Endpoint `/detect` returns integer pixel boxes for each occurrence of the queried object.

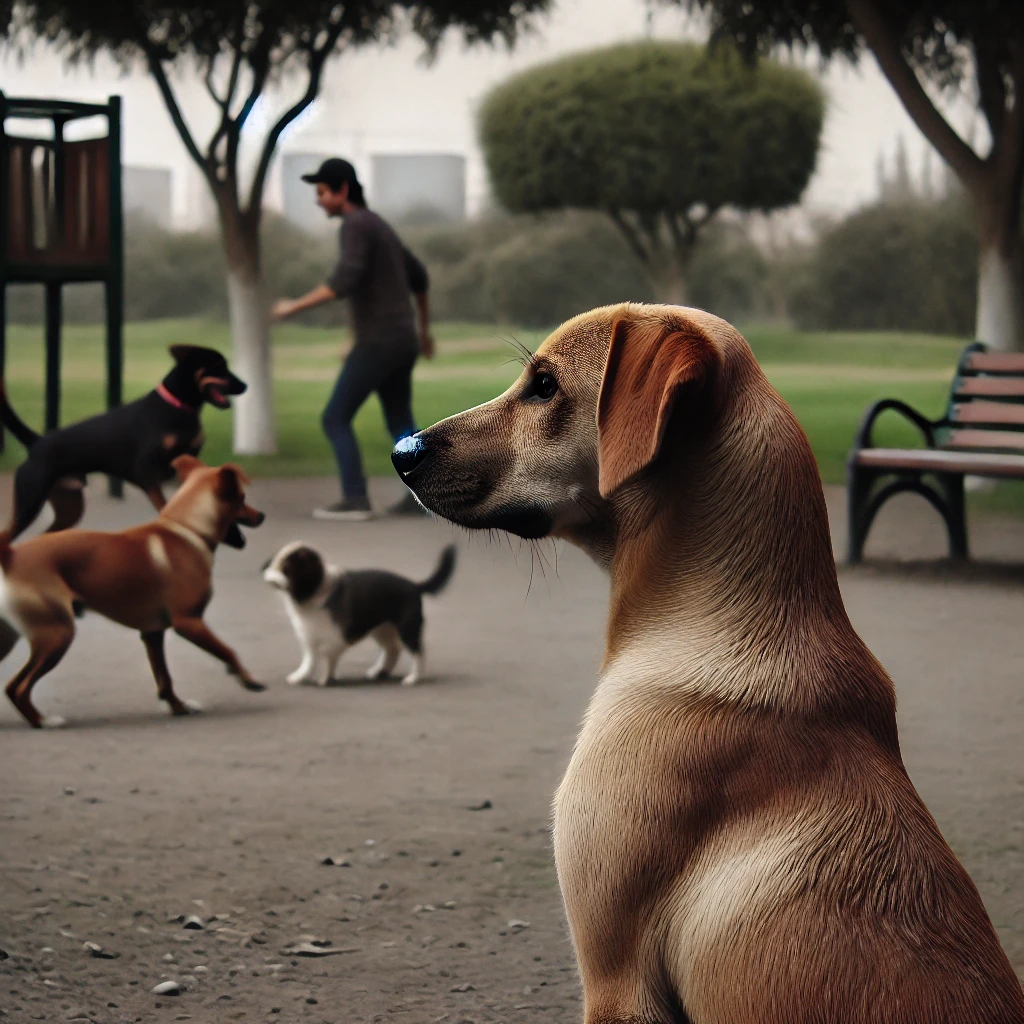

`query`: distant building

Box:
[370,153,466,223]
[124,165,172,229]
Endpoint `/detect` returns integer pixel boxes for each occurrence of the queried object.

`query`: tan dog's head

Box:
[392,303,752,563]
[165,456,265,544]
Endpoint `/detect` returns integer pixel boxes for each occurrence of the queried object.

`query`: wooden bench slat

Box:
[965,352,1024,373]
[942,429,1024,451]
[954,377,1024,398]
[951,401,1024,425]
[855,447,1024,477]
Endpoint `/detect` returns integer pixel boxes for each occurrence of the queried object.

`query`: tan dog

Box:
[392,304,1024,1022]
[0,455,265,729]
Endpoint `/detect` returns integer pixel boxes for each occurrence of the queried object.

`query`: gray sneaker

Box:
[312,497,373,522]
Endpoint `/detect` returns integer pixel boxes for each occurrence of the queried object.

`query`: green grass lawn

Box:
[1,318,1020,513]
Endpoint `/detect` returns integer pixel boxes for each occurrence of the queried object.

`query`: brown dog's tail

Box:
[417,544,457,596]
[0,379,41,449]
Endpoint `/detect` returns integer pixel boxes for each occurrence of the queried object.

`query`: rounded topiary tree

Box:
[478,40,825,303]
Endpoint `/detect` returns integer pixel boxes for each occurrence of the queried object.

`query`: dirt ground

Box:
[2,474,1024,1024]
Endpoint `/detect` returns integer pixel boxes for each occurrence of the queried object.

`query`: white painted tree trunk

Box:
[975,243,1024,351]
[226,268,277,454]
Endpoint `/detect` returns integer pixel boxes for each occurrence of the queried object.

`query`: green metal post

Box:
[106,95,124,498]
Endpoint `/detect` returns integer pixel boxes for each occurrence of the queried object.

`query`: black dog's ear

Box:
[169,344,193,364]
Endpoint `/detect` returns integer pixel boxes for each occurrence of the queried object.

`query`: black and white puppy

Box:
[262,542,456,686]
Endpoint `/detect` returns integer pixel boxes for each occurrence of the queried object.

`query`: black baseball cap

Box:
[301,157,360,193]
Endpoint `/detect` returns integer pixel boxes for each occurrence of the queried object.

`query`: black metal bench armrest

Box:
[853,398,938,450]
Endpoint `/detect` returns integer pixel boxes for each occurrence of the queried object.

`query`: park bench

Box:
[847,342,1024,562]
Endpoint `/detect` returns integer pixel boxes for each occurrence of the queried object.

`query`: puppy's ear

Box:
[597,314,720,498]
[169,344,192,364]
[171,454,203,481]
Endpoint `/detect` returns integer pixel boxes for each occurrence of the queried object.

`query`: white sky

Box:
[0,0,980,228]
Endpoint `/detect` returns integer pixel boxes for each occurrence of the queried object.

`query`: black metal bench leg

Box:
[846,461,874,564]
[939,472,968,559]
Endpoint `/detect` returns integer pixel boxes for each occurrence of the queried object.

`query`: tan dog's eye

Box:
[525,370,558,403]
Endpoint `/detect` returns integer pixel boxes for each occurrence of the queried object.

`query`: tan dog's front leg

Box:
[555,756,678,1024]
[171,616,265,691]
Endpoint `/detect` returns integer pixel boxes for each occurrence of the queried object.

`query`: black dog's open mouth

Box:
[200,374,246,409]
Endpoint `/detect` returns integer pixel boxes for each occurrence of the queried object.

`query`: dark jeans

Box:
[322,343,418,499]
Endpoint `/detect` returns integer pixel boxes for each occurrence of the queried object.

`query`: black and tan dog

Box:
[0,344,247,548]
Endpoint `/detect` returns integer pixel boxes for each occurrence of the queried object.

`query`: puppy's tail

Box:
[417,544,457,596]
[0,379,41,449]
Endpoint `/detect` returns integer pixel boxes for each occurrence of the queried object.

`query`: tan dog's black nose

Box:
[391,434,428,476]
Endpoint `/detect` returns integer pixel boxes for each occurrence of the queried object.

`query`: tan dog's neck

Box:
[599,359,890,725]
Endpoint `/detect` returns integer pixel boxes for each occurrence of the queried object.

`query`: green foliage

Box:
[787,195,978,335]
[403,212,656,327]
[478,40,824,220]
[2,1,551,67]
[675,1,1019,95]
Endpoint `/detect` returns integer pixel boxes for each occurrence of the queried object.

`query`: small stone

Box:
[364,840,376,847]
[283,942,358,957]
[451,983,475,992]
[182,916,204,930]
[467,799,492,811]
[83,941,118,959]
[378,883,389,891]
[193,966,208,974]
[167,914,185,924]
[320,856,351,867]
[63,787,75,796]
[151,980,181,996]
[348,894,364,903]
[306,997,318,1005]
[442,901,457,910]
[451,850,462,857]
[163,953,177,962]
[41,946,55,954]
[507,919,530,931]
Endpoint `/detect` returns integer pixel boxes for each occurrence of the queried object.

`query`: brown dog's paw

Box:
[241,680,266,692]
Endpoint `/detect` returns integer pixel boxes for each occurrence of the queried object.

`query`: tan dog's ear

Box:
[597,315,719,498]
[171,454,203,481]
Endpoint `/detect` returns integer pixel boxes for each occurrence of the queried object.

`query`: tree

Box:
[2,1,548,452]
[670,0,1024,351]
[478,40,824,303]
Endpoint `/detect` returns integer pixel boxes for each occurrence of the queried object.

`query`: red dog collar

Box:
[156,383,196,413]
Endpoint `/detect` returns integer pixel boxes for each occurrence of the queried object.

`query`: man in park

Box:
[272,157,432,520]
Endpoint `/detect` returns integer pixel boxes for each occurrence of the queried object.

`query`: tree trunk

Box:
[975,201,1024,350]
[654,268,689,306]
[220,206,277,454]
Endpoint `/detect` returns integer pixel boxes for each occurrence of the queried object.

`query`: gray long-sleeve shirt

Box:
[326,207,428,347]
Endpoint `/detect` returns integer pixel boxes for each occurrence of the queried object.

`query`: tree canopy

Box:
[670,0,1024,348]
[478,40,824,298]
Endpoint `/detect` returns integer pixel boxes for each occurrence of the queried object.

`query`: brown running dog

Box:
[392,303,1024,1023]
[0,455,265,729]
